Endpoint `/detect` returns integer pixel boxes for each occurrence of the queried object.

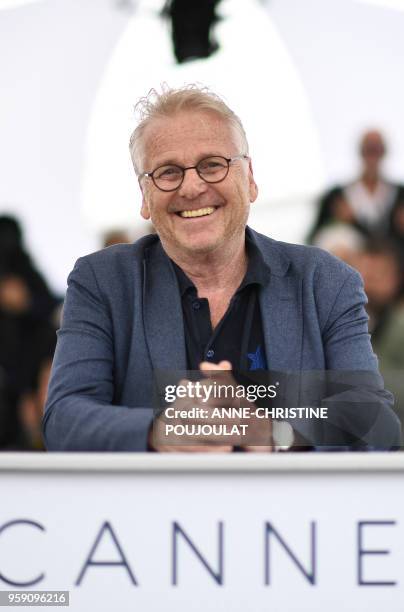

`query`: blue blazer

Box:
[43,228,401,451]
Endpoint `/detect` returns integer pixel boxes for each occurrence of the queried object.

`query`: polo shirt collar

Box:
[171,229,271,296]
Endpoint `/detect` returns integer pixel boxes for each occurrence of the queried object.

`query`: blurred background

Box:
[1,0,404,449]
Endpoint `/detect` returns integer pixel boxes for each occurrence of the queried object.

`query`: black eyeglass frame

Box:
[138,154,250,192]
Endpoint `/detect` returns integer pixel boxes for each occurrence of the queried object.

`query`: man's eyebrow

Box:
[152,152,225,168]
[152,158,181,168]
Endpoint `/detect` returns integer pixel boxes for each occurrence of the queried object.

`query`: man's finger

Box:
[199,360,232,372]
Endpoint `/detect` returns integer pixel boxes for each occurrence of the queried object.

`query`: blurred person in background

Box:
[0,367,13,448]
[103,229,131,248]
[18,327,57,451]
[0,214,59,449]
[102,223,155,249]
[354,240,404,352]
[390,192,404,246]
[310,222,366,267]
[308,130,404,244]
[353,240,404,424]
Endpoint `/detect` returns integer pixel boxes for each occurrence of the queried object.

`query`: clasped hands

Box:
[150,360,273,453]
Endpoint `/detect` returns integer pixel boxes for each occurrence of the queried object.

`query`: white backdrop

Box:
[1,0,404,292]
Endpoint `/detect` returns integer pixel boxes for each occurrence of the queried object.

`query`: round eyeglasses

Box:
[138,154,249,192]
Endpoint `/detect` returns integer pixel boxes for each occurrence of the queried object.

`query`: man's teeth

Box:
[179,207,215,218]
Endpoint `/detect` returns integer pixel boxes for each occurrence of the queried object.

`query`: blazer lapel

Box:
[259,274,303,372]
[248,227,303,373]
[142,242,187,372]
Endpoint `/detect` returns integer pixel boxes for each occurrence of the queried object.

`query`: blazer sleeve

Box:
[319,267,401,449]
[42,257,153,451]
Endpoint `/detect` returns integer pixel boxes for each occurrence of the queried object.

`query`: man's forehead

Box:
[141,110,241,163]
[146,109,228,133]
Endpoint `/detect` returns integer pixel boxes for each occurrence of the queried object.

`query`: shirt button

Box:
[192,301,201,310]
[206,349,215,358]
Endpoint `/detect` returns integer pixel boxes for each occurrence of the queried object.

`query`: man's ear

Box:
[140,195,151,220]
[248,160,258,203]
[139,180,151,220]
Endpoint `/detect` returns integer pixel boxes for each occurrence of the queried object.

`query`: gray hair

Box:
[129,84,249,174]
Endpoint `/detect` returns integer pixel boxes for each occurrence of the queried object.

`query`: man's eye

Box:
[199,158,227,173]
[156,167,181,180]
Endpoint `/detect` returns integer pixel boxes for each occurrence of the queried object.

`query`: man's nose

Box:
[177,168,208,198]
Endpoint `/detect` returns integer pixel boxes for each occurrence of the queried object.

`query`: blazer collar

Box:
[246,229,302,372]
[246,226,291,277]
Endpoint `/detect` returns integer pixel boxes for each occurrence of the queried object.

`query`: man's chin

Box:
[177,235,223,255]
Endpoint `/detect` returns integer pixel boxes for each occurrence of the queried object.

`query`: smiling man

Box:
[43,85,401,452]
[136,111,255,255]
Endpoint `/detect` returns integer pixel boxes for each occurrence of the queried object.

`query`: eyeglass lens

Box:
[153,156,229,190]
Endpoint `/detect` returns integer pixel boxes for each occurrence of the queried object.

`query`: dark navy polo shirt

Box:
[171,233,270,372]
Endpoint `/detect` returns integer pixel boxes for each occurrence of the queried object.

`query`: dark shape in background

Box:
[0,215,60,449]
[162,0,222,64]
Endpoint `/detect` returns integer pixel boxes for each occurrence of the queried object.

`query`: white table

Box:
[0,453,403,611]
